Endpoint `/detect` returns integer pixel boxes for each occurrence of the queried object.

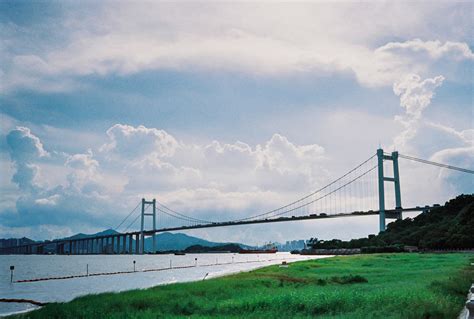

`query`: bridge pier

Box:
[140,198,157,254]
[122,235,126,254]
[135,233,139,254]
[377,148,403,232]
[104,237,108,254]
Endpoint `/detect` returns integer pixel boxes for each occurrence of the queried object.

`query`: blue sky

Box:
[0,1,472,243]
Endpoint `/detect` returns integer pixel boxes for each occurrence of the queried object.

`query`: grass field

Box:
[16,253,474,318]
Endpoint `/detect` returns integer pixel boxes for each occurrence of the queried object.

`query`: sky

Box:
[0,1,473,244]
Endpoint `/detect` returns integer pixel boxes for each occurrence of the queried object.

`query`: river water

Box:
[0,253,327,316]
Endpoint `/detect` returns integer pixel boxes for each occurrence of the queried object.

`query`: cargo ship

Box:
[239,243,278,254]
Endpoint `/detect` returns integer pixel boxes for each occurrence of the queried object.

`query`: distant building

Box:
[276,239,306,251]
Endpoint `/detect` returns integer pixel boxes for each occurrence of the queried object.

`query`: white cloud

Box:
[431,146,474,168]
[376,39,474,61]
[5,127,49,191]
[101,124,179,159]
[425,122,474,145]
[6,126,49,161]
[1,3,472,92]
[3,128,123,230]
[35,194,61,206]
[387,81,473,205]
[3,124,329,233]
[66,149,98,171]
[392,74,445,150]
[394,74,444,118]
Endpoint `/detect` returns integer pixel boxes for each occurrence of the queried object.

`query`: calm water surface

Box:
[0,253,328,316]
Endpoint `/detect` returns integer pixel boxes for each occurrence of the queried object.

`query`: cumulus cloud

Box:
[429,126,474,192]
[6,127,49,191]
[66,149,99,171]
[3,124,329,234]
[394,74,444,118]
[6,126,49,161]
[387,76,472,202]
[392,74,444,149]
[101,124,179,159]
[98,125,327,196]
[3,128,120,229]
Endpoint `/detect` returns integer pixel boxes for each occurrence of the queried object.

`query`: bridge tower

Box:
[140,198,157,254]
[377,149,402,232]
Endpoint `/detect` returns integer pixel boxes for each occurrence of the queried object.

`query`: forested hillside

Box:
[312,194,474,250]
[379,194,474,249]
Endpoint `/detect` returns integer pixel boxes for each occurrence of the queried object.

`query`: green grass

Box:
[15,253,474,318]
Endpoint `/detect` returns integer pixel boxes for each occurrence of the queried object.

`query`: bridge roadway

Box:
[0,206,439,255]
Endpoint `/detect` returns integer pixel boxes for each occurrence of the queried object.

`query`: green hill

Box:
[144,232,247,251]
[378,194,474,249]
[311,194,474,250]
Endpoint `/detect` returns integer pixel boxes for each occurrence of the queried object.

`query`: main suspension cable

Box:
[114,201,141,231]
[231,154,377,222]
[399,154,474,174]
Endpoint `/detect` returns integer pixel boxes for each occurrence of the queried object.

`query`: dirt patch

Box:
[330,275,368,284]
[259,273,309,283]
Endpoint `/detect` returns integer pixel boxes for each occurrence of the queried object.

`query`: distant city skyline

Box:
[0,2,472,244]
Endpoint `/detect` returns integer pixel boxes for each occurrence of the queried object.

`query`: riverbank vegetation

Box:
[15,253,473,318]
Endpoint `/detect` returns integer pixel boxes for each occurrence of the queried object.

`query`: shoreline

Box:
[1,253,325,317]
[8,253,473,318]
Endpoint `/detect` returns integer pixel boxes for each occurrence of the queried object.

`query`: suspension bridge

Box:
[2,148,473,255]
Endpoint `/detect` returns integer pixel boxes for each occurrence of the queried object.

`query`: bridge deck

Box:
[0,206,438,253]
